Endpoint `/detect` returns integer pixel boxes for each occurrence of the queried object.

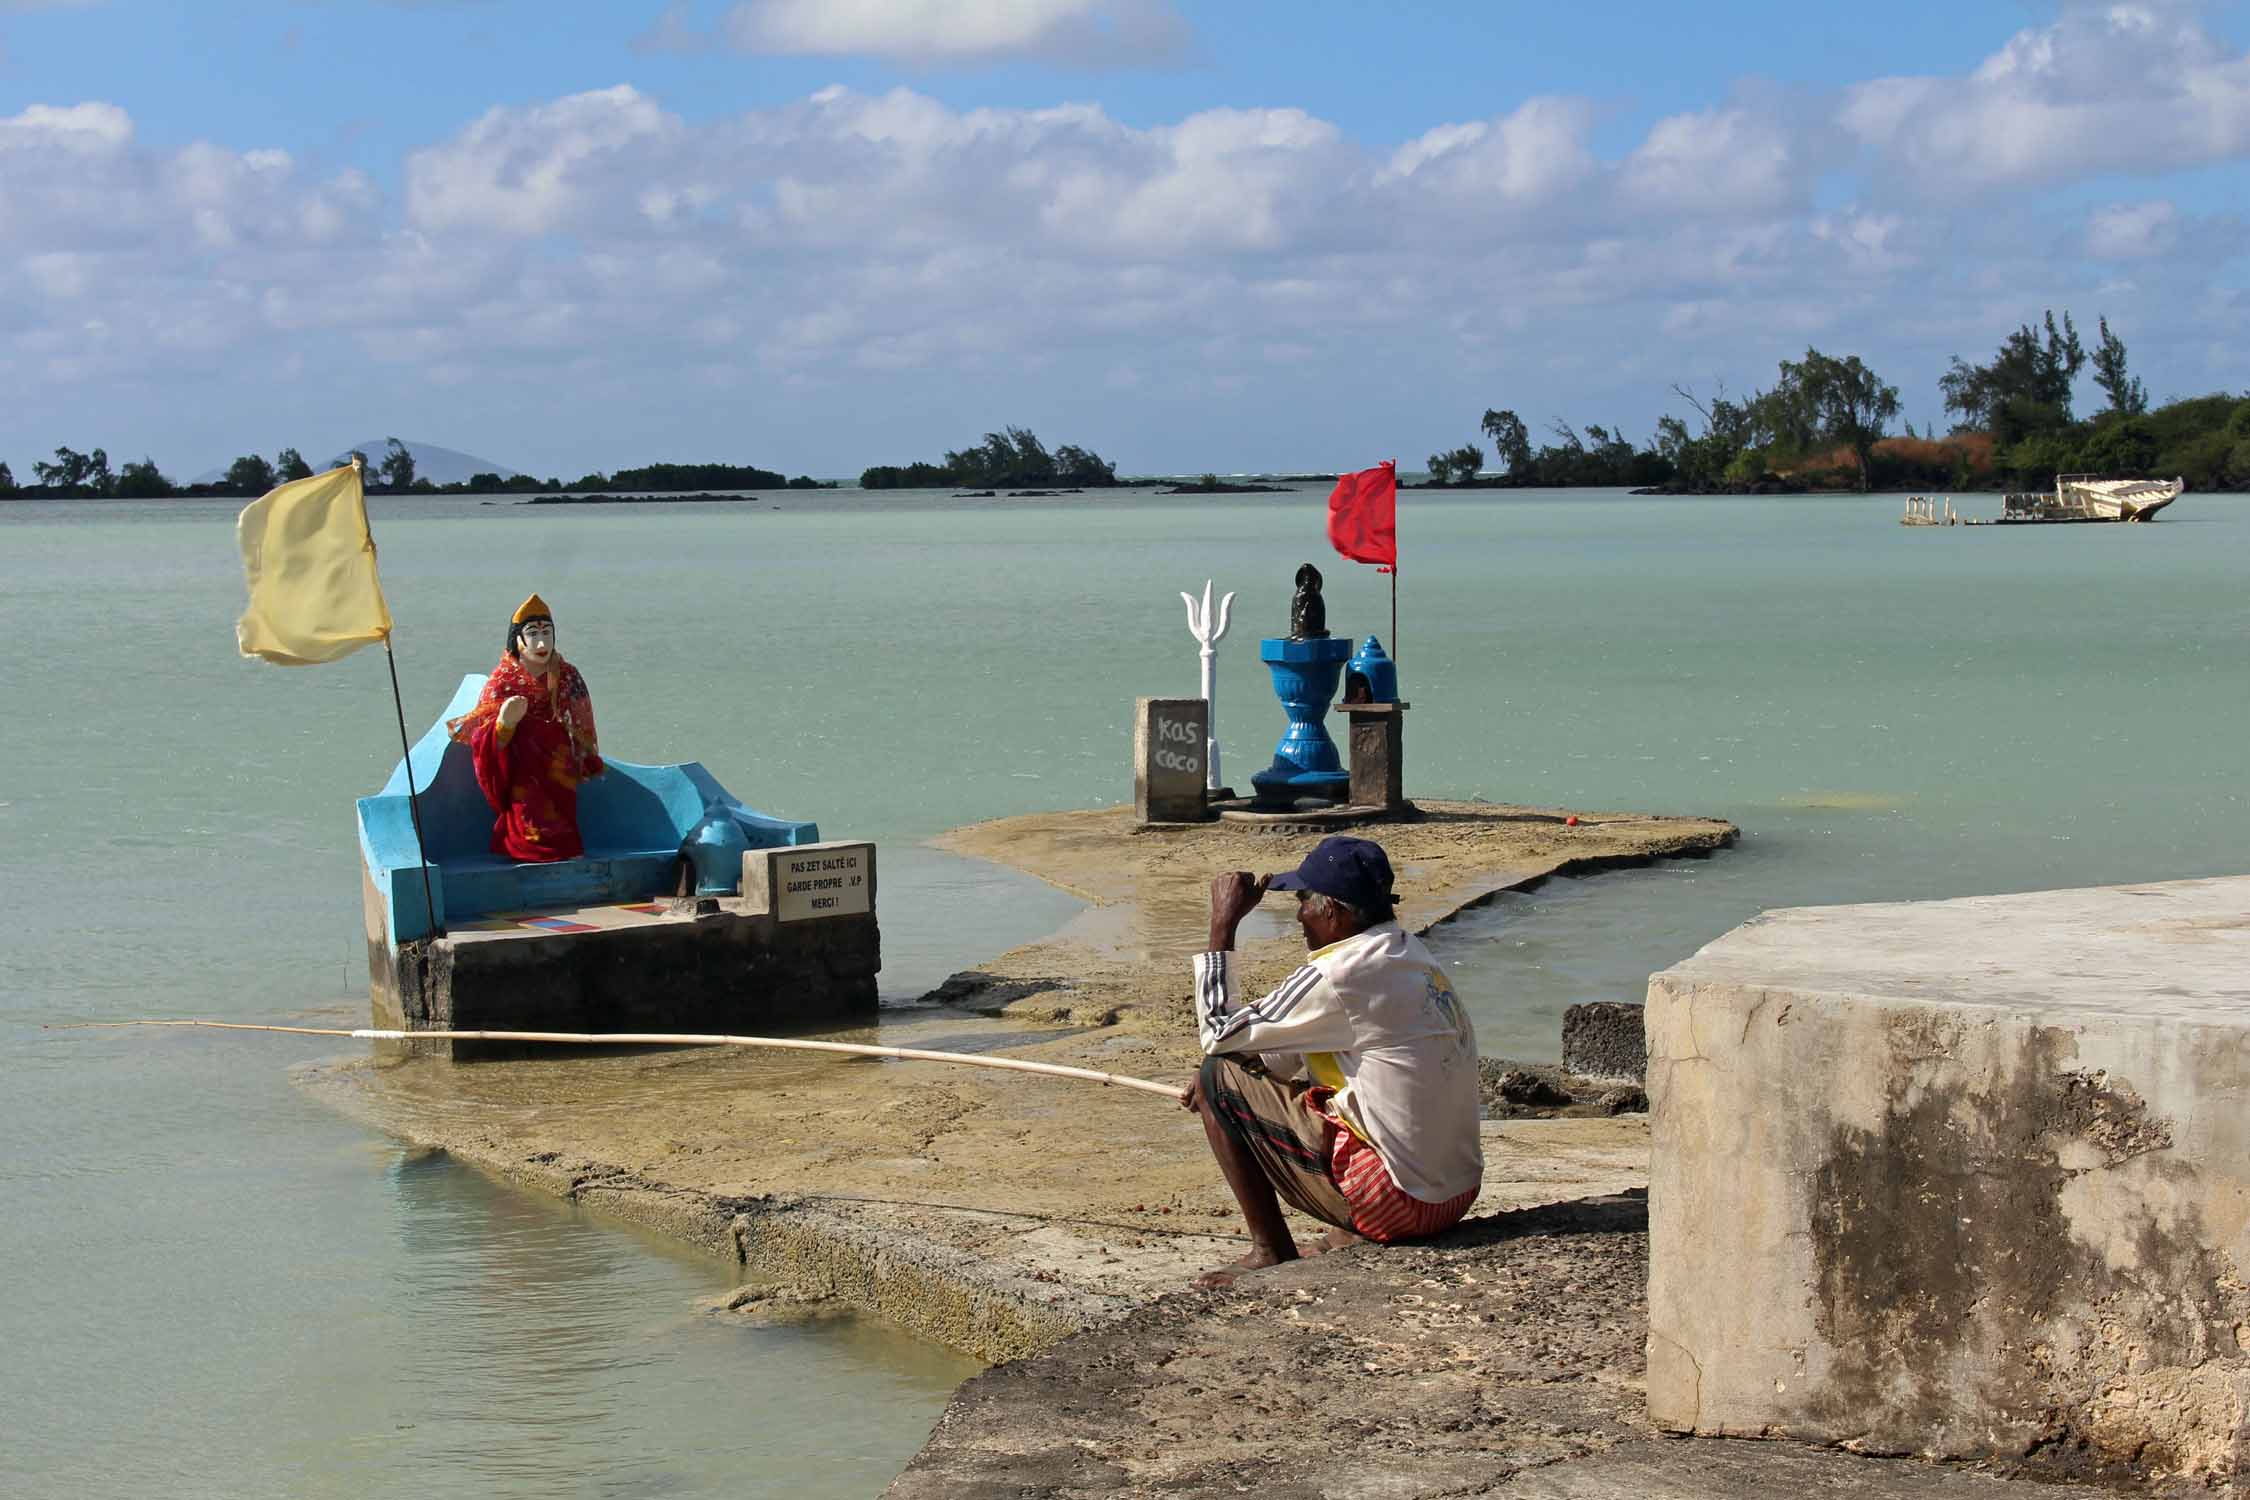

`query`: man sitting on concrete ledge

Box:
[1184,836,1483,1285]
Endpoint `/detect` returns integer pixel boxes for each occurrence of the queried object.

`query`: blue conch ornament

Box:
[681,806,751,895]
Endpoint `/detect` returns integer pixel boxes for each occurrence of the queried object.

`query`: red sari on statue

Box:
[448,653,604,862]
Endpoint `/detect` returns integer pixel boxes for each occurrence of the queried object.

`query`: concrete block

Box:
[1645,876,2250,1483]
[1133,697,1207,823]
[1562,1001,1646,1083]
[1343,703,1407,811]
[744,840,876,922]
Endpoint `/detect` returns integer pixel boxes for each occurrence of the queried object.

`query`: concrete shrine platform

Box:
[1646,876,2250,1487]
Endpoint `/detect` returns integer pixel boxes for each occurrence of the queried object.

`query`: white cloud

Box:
[1,25,2246,478]
[0,101,131,151]
[1842,1,2250,192]
[404,85,680,234]
[721,0,1191,65]
[1623,107,1800,213]
[2087,199,2180,259]
[1382,98,1594,203]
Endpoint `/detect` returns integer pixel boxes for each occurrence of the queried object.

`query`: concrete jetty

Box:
[1647,876,2250,1487]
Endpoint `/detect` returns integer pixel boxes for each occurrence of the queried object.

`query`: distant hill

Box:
[325,441,520,486]
[191,439,521,487]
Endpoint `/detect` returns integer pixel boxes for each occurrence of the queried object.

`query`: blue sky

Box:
[2,0,2246,478]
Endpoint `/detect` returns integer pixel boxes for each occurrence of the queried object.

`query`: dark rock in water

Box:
[1598,1085,1649,1116]
[1495,1068,1575,1108]
[1562,1001,1646,1082]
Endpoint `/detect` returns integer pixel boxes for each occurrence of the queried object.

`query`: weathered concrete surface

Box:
[887,1192,2040,1499]
[1647,876,2250,1488]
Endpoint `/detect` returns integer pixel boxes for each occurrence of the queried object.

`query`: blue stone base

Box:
[1251,636,1355,804]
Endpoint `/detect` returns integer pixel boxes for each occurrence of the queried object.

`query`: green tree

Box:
[1480,409,1531,478]
[0,460,15,496]
[2091,316,2148,418]
[1785,348,1901,492]
[1940,311,2085,445]
[275,447,314,482]
[378,437,416,491]
[33,445,109,492]
[226,453,277,494]
[1658,383,1762,490]
[2075,417,2157,475]
[1425,452,1456,485]
[1442,444,1484,483]
[114,457,172,498]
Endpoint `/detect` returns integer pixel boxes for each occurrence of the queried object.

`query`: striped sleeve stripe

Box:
[1251,966,1321,1021]
[1205,962,1323,1045]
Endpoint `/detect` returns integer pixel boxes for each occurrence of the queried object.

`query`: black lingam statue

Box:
[1288,562,1329,641]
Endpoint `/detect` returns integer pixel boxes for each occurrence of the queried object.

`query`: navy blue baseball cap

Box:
[1268,836,1396,917]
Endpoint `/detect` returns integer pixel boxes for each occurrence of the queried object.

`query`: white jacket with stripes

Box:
[1193,922,1483,1203]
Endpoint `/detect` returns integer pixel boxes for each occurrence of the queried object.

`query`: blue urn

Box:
[1250,636,1355,803]
[680,807,750,895]
[1345,635,1399,704]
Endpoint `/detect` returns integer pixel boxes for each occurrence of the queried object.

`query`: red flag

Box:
[1326,461,1396,571]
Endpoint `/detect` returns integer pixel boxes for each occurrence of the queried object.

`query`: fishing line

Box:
[49,1019,1189,1102]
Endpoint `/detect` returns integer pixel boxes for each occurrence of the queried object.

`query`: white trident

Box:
[1180,579,1236,794]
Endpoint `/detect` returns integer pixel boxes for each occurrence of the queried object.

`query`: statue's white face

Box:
[518,619,556,671]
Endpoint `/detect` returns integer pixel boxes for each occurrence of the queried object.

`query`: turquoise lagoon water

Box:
[3,486,2246,1496]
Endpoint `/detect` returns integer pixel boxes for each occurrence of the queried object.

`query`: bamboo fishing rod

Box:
[52,1020,1190,1102]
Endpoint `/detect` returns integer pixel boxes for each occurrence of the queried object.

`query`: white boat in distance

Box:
[2002,474,2185,523]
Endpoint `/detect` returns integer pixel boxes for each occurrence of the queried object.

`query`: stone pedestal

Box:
[1342,701,1408,810]
[1251,637,1352,805]
[1133,696,1209,823]
[1645,876,2250,1484]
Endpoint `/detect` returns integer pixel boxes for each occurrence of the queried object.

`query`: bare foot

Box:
[1193,1244,1297,1289]
[1300,1226,1369,1258]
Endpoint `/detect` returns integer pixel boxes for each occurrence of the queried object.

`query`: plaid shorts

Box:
[1198,1053,1478,1244]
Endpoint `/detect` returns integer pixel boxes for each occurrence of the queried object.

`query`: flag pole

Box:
[382,634,442,941]
[357,456,442,941]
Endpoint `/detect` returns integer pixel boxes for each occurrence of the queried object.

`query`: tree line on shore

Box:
[0,437,831,500]
[860,426,1118,489]
[12,315,2244,503]
[1426,313,2250,493]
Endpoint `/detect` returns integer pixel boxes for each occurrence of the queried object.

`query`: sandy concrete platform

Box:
[314,801,1733,1362]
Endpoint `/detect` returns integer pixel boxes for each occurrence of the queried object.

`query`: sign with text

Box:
[1134,696,1208,823]
[745,840,876,922]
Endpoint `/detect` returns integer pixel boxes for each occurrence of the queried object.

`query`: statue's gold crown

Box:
[512,593,551,625]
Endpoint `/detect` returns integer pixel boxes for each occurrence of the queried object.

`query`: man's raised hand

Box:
[1207,870,1269,951]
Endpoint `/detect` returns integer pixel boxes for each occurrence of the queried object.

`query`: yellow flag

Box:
[235,463,395,665]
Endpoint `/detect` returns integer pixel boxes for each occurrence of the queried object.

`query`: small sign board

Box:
[1134,696,1208,823]
[744,840,876,922]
